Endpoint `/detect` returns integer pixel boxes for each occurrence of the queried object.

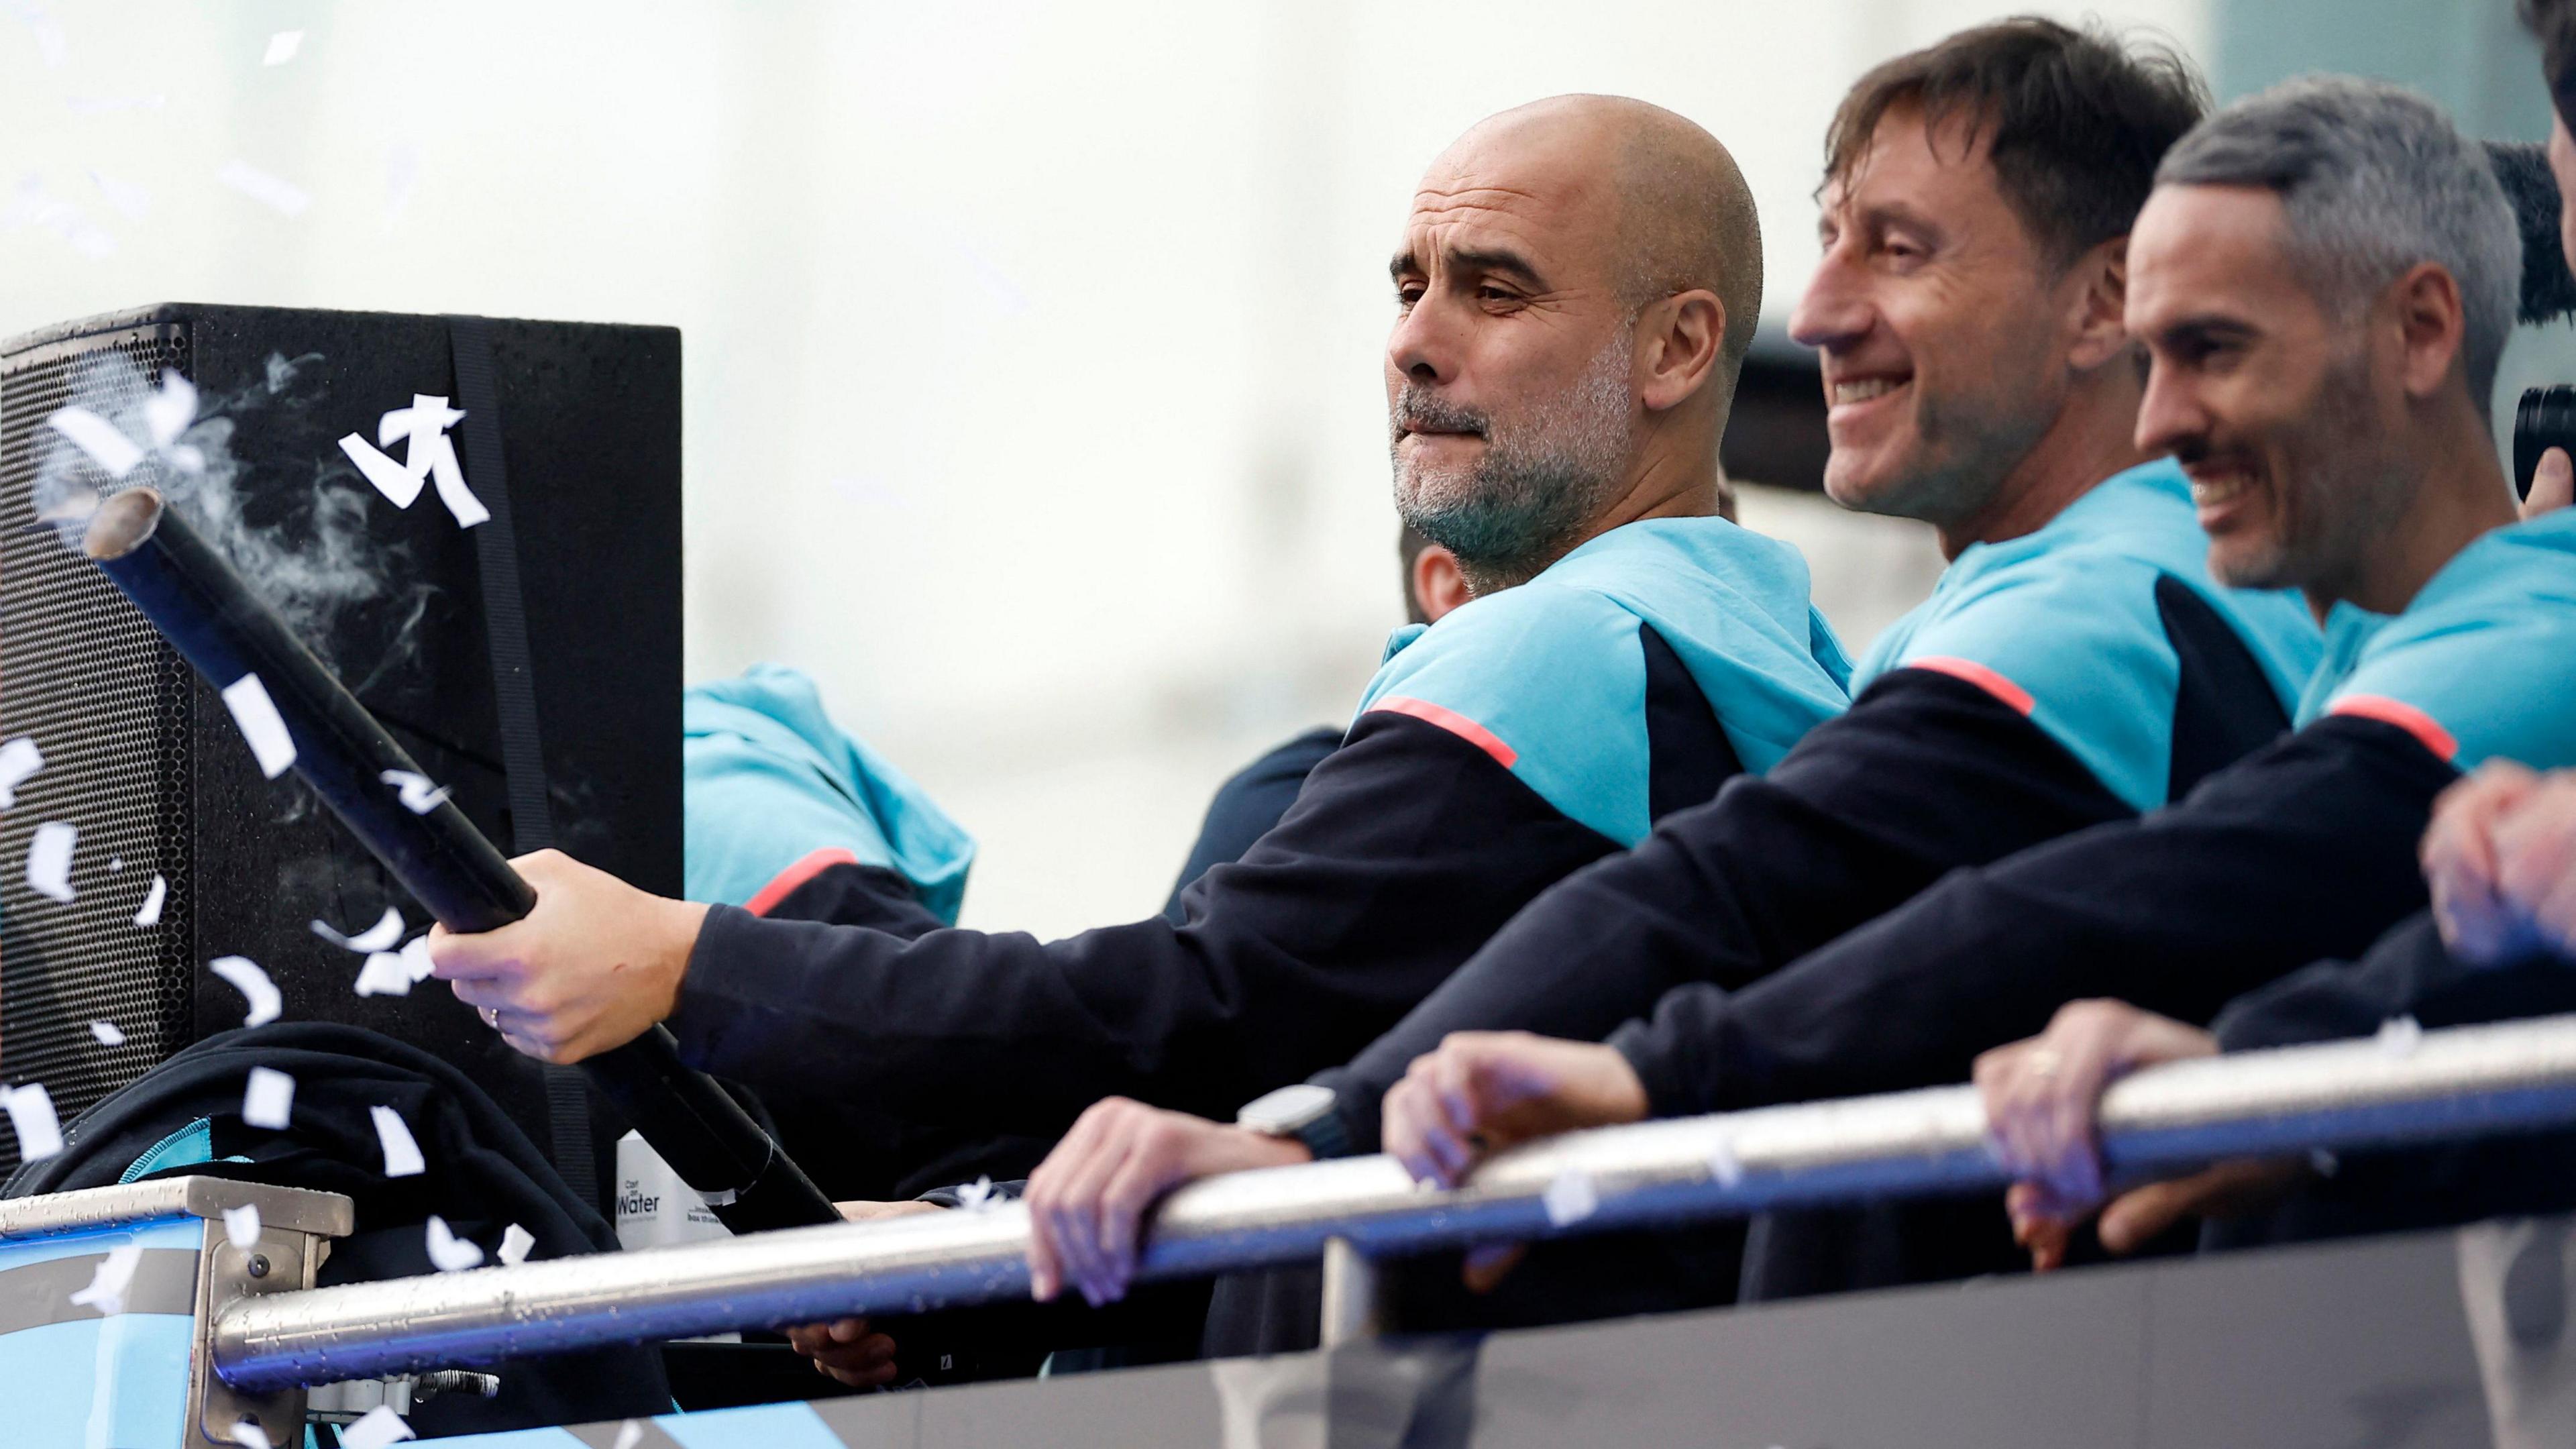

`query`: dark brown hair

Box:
[2522,0,2576,125]
[1824,17,2209,269]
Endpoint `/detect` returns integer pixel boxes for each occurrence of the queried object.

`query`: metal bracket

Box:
[186,1198,337,1449]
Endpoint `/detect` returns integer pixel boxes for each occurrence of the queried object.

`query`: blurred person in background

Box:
[1159,527,1467,923]
[1015,18,2326,1326]
[432,97,1856,1359]
[1360,72,2576,1301]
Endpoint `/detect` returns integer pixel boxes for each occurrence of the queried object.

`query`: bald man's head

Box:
[1448,95,1764,383]
[1388,97,1761,590]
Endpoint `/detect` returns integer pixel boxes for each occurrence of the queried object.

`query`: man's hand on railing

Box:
[2425,761,2576,965]
[1974,1000,2299,1271]
[1022,1098,1309,1307]
[782,1199,947,1387]
[1381,1031,1649,1189]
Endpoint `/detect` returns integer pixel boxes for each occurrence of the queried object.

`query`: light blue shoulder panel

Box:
[684,663,976,921]
[0,1216,203,1449]
[1854,461,2321,811]
[1353,518,1849,847]
[2308,509,2576,772]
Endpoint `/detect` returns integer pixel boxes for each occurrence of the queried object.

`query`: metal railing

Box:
[205,1012,2576,1393]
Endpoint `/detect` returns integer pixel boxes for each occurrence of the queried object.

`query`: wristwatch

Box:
[1234,1082,1353,1161]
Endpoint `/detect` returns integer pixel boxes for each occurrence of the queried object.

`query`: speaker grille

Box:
[0,325,196,1169]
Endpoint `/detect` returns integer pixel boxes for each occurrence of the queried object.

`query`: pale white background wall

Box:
[2,0,2226,936]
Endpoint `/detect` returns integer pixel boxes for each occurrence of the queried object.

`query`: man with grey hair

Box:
[1365,74,2576,1295]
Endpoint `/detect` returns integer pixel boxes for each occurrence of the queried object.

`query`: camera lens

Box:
[2513,385,2576,501]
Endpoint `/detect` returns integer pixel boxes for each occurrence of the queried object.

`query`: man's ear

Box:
[2390,260,2469,402]
[1411,543,1472,621]
[1636,290,1724,414]
[2065,235,2133,374]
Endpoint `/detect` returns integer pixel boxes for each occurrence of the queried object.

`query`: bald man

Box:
[426,96,1845,1216]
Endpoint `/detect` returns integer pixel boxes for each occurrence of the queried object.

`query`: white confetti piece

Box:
[223,1203,260,1248]
[0,735,42,806]
[212,955,281,1028]
[221,674,296,779]
[498,1222,536,1266]
[313,905,404,954]
[354,951,413,998]
[68,1244,142,1316]
[26,820,76,903]
[142,372,194,446]
[106,856,120,873]
[341,1404,415,1448]
[957,1175,998,1212]
[5,1,65,68]
[260,30,301,66]
[383,143,419,233]
[339,434,424,508]
[46,406,143,477]
[2377,1016,2422,1057]
[218,159,310,217]
[133,873,166,927]
[611,1422,645,1449]
[231,1419,272,1449]
[87,167,149,221]
[382,395,464,475]
[3,1083,62,1159]
[373,1105,425,1177]
[66,93,164,116]
[425,1215,482,1271]
[1708,1135,1744,1189]
[88,1020,124,1046]
[241,1066,294,1129]
[400,934,436,983]
[427,434,489,527]
[1541,1167,1597,1228]
[380,769,451,814]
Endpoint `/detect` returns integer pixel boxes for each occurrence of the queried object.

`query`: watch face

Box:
[1238,1082,1337,1134]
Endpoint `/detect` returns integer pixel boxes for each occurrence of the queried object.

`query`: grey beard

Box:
[1391,330,1634,591]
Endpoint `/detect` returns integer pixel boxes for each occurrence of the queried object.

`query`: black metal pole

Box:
[83,488,839,1236]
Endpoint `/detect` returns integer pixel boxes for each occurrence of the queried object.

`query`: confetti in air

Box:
[401,935,435,981]
[241,1067,294,1129]
[230,1419,273,1449]
[337,434,421,508]
[380,769,452,814]
[341,1405,416,1448]
[25,820,76,903]
[1542,1167,1599,1228]
[88,1020,124,1046]
[957,1175,999,1212]
[68,1244,142,1316]
[354,950,414,998]
[313,905,405,954]
[373,1105,426,1177]
[2376,1016,2423,1058]
[260,30,302,66]
[211,955,281,1027]
[3,1083,62,1159]
[217,158,311,217]
[223,1203,260,1249]
[87,166,150,221]
[133,873,166,927]
[345,394,488,525]
[0,735,42,806]
[142,372,195,447]
[220,674,297,778]
[498,1222,537,1266]
[45,406,142,477]
[424,1215,483,1272]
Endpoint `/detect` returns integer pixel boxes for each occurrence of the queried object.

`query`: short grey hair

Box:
[2156,76,2520,413]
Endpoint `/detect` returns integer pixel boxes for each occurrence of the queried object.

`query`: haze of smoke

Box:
[34,349,433,674]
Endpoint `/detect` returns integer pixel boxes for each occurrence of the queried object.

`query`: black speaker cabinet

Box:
[0,303,682,1203]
